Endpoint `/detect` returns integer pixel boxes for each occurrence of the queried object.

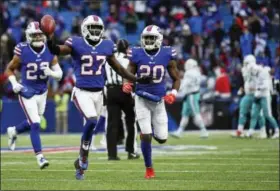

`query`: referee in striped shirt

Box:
[105,39,140,160]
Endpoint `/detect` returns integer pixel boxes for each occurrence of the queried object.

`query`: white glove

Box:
[8,75,23,93]
[40,64,52,76]
[40,64,62,80]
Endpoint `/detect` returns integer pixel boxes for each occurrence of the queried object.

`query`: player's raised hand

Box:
[122,82,133,93]
[136,76,153,84]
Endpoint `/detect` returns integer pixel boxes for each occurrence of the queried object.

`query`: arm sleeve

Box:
[170,47,177,60]
[64,37,73,48]
[127,48,137,63]
[13,44,22,57]
[50,64,63,81]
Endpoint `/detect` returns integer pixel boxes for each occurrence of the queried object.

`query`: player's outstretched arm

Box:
[167,60,181,91]
[46,35,72,56]
[5,55,24,93]
[107,54,137,82]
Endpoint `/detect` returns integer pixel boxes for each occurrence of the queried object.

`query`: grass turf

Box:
[1,132,279,190]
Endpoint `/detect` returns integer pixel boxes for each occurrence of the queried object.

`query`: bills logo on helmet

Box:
[93,15,99,22]
[34,22,40,30]
[146,25,153,32]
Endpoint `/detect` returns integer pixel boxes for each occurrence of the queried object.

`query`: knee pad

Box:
[153,136,167,144]
[140,133,152,143]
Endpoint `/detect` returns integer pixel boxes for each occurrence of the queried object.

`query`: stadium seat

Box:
[59,11,80,32]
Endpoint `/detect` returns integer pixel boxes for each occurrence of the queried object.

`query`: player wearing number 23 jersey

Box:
[123,25,181,179]
[45,15,151,180]
[5,21,63,169]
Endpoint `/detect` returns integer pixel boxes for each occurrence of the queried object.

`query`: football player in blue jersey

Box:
[5,21,63,169]
[44,15,151,180]
[123,25,181,179]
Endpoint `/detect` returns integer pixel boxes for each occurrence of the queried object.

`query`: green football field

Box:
[1,132,279,190]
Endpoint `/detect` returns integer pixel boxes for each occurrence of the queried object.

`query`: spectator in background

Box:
[187,9,203,35]
[270,13,280,41]
[214,67,231,98]
[212,21,225,47]
[180,24,193,55]
[145,7,156,26]
[124,6,138,33]
[71,16,81,36]
[191,34,204,62]
[133,0,146,20]
[240,21,253,58]
[156,6,169,29]
[229,18,243,48]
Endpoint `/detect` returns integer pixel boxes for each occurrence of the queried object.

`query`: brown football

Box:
[40,15,56,35]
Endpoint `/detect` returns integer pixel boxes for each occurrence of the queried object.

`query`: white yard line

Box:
[1,156,278,161]
[1,178,278,183]
[1,169,278,174]
[1,161,278,166]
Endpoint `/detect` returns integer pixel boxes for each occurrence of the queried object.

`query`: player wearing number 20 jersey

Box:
[5,21,63,169]
[45,15,150,180]
[124,25,181,179]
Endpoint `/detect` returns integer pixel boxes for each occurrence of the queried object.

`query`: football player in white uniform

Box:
[171,59,208,138]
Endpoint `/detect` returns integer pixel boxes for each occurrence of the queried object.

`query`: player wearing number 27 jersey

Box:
[123,25,181,179]
[5,21,63,169]
[45,15,151,180]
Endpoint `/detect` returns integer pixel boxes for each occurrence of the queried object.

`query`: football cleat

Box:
[74,159,84,180]
[145,167,155,179]
[231,130,245,138]
[128,152,140,160]
[169,131,182,139]
[7,126,17,151]
[258,130,267,139]
[200,129,209,138]
[79,156,88,170]
[271,131,279,139]
[37,157,49,169]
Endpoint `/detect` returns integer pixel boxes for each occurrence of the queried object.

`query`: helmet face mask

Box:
[81,15,104,42]
[26,22,46,48]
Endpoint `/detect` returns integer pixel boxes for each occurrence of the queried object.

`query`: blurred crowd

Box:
[1,0,280,101]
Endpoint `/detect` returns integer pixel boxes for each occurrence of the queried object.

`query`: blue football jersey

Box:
[14,42,54,93]
[127,46,177,97]
[65,37,116,89]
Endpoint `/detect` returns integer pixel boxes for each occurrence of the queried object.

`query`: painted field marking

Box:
[1,156,278,161]
[1,161,278,166]
[1,178,279,183]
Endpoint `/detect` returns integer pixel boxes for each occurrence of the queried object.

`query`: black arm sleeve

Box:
[47,38,60,55]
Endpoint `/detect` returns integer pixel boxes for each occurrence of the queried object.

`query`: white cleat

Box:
[258,131,267,139]
[37,156,49,169]
[170,131,182,139]
[271,132,279,139]
[100,135,107,148]
[7,126,17,151]
[200,130,209,138]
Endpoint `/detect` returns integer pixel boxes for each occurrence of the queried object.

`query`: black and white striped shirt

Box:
[105,52,129,85]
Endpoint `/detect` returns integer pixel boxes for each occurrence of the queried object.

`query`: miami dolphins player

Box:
[246,62,279,138]
[123,25,181,179]
[5,21,63,169]
[171,58,208,138]
[45,15,150,180]
[233,55,266,138]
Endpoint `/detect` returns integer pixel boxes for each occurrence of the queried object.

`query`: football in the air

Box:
[40,15,56,35]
